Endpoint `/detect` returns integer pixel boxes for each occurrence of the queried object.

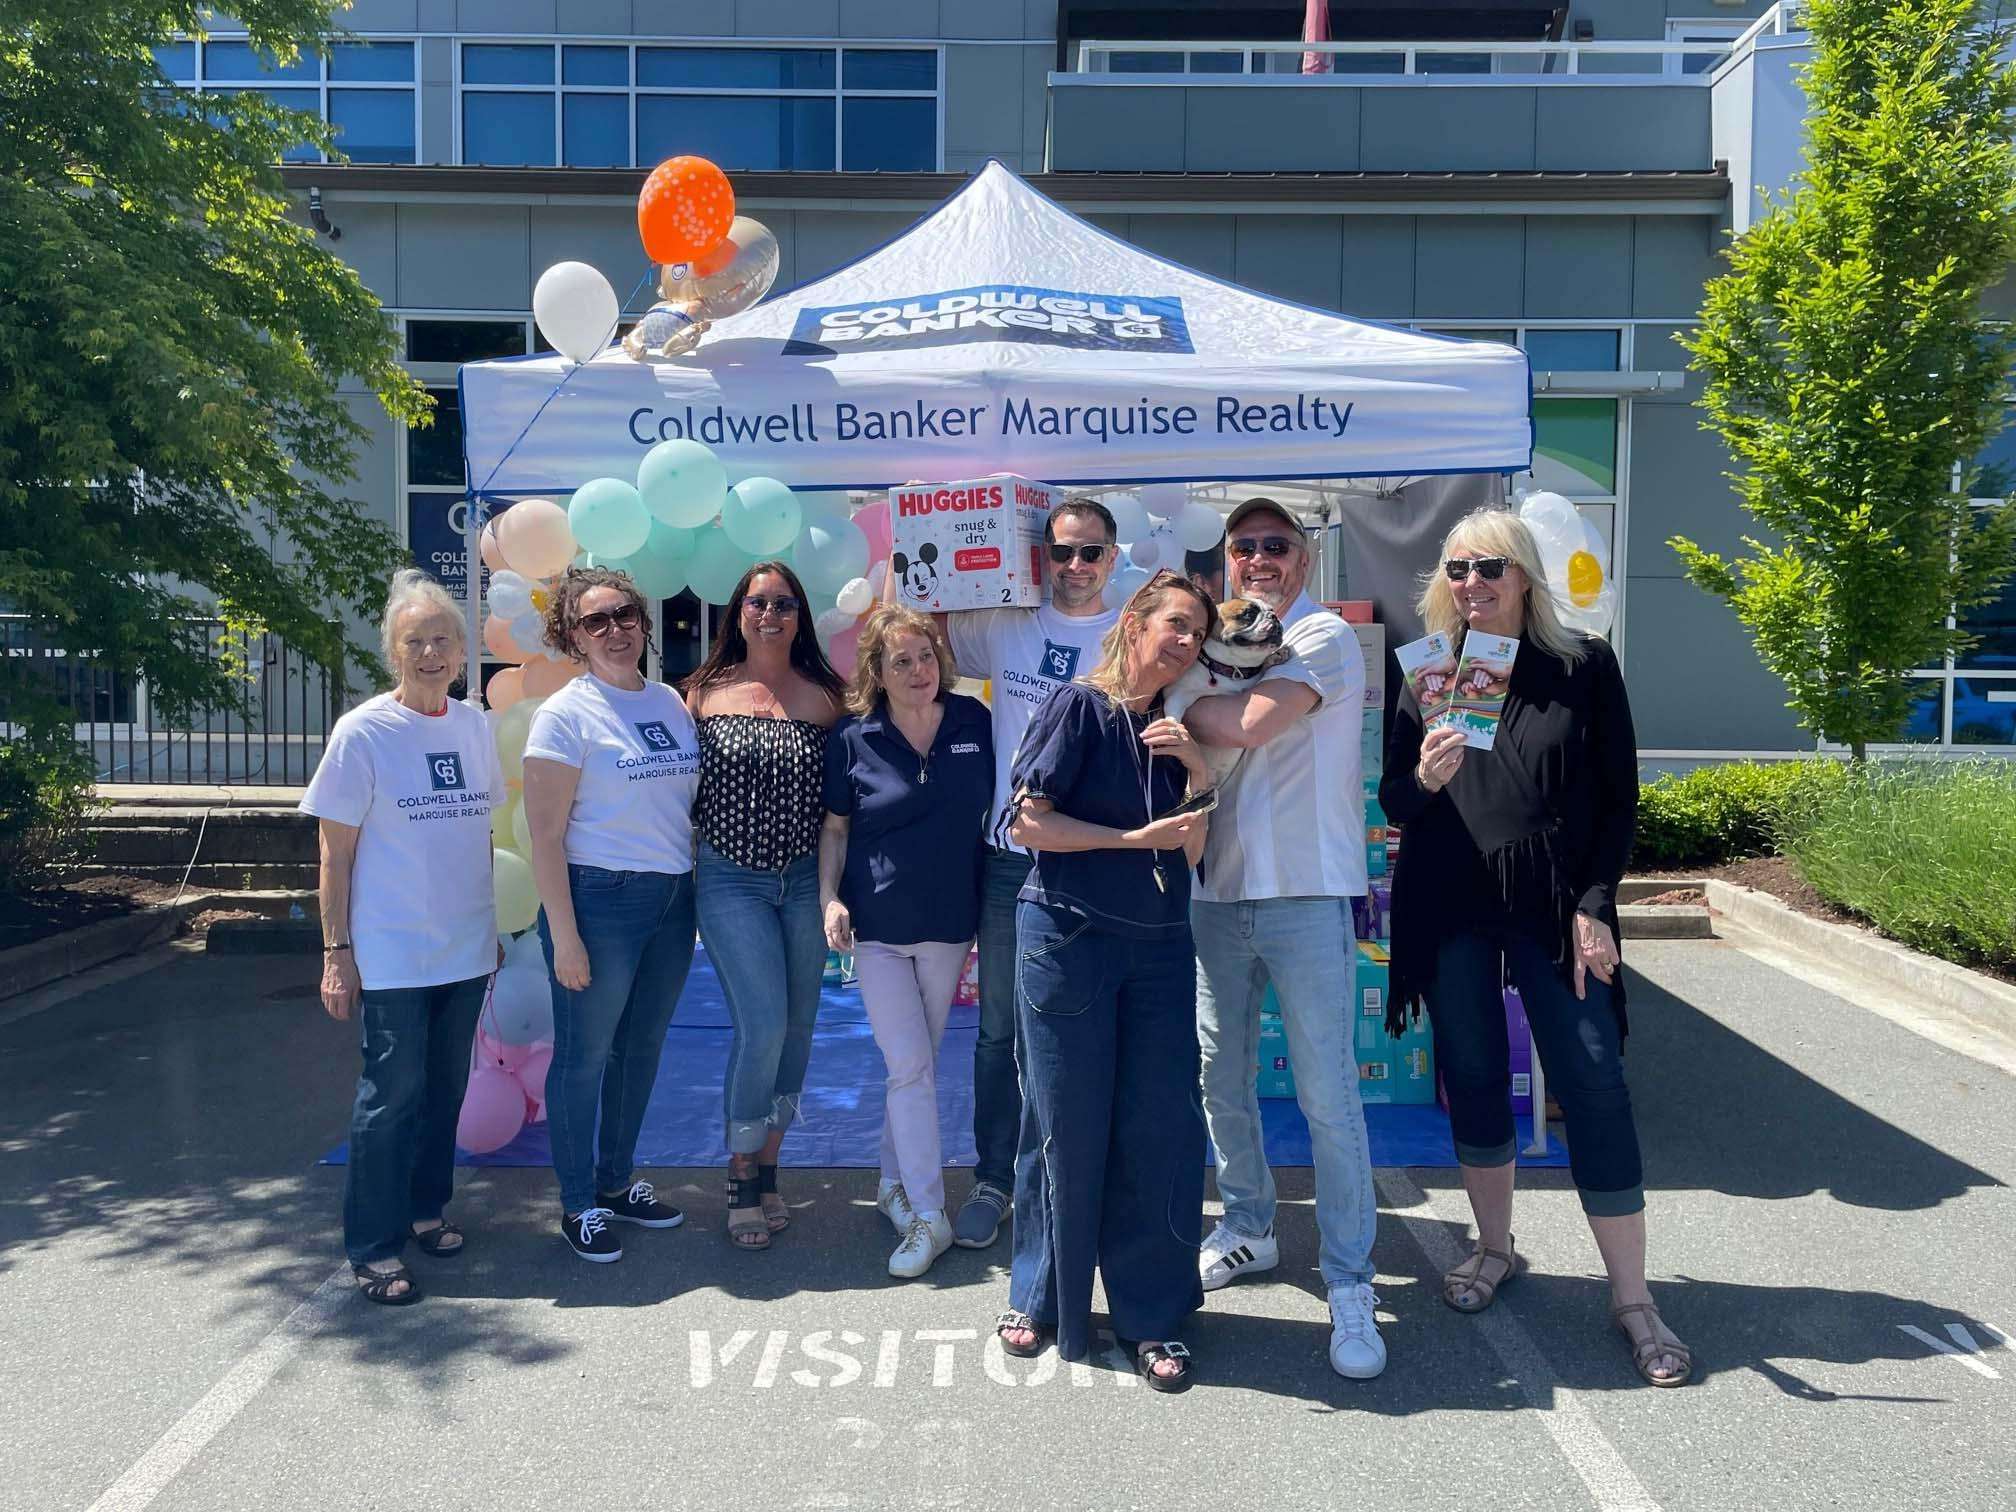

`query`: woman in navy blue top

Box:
[996,571,1219,1392]
[819,605,993,1281]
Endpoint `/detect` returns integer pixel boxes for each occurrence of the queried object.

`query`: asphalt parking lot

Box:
[3,932,2012,1512]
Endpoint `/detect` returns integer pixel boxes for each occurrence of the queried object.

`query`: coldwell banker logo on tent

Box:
[783,284,1194,356]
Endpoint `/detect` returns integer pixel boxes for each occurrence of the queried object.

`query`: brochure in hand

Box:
[1395,632,1458,730]
[1448,633,1519,749]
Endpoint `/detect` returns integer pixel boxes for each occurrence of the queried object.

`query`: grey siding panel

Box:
[1022,48,1050,170]
[1234,215,1345,312]
[1413,219,1524,318]
[1624,578,1806,749]
[1360,88,1536,172]
[421,82,450,167]
[840,0,938,36]
[416,0,454,30]
[1632,218,1721,318]
[791,210,916,282]
[342,396,401,535]
[1025,0,1058,39]
[1980,269,2016,321]
[342,0,418,28]
[1080,213,1131,239]
[944,44,1023,158]
[943,151,992,174]
[1535,88,1708,171]
[398,206,529,309]
[635,0,734,33]
[938,0,1015,39]
[568,1,632,34]
[1634,323,1702,393]
[1339,216,1417,320]
[460,0,556,28]
[1124,214,1236,280]
[1523,217,1632,319]
[1626,399,1756,574]
[1185,87,1359,172]
[420,36,450,87]
[329,202,400,306]
[1049,86,1185,171]
[737,0,839,35]
[528,208,652,309]
[767,209,798,291]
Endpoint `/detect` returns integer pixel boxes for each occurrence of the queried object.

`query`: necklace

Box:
[1124,695,1167,894]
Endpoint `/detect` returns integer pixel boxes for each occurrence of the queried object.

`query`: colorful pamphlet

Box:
[1449,633,1519,749]
[1394,631,1458,730]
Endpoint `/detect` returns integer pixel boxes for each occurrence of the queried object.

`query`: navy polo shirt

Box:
[1010,682,1192,937]
[821,692,994,946]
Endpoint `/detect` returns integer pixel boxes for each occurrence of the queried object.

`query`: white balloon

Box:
[1520,491,1616,636]
[505,931,545,972]
[814,605,857,640]
[834,576,874,616]
[865,560,889,597]
[1139,482,1187,519]
[490,963,555,1045]
[1176,499,1225,553]
[1103,564,1152,611]
[1103,493,1150,545]
[533,261,619,365]
[1127,536,1166,572]
[488,569,532,621]
[508,610,546,657]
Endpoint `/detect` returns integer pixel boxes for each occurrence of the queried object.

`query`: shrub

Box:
[0,732,100,897]
[1779,761,2016,972]
[1633,759,1849,869]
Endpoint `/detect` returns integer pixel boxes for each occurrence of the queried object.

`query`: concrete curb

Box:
[0,900,197,1001]
[1618,904,1712,939]
[1704,879,2016,1034]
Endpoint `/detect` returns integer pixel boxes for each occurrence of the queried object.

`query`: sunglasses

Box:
[1047,543,1110,566]
[742,594,801,617]
[577,604,643,638]
[1227,535,1299,560]
[1443,556,1511,582]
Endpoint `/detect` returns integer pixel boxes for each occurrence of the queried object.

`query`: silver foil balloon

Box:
[657,216,780,322]
[622,301,708,361]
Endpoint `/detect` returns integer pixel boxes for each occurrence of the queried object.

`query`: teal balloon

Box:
[638,439,728,528]
[591,521,693,599]
[792,515,870,597]
[568,478,650,558]
[721,476,802,556]
[685,526,754,605]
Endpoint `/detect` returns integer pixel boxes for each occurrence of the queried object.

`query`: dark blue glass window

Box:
[463,92,554,165]
[563,93,627,166]
[213,87,320,161]
[1968,411,2016,498]
[408,389,463,485]
[563,46,628,86]
[1190,52,1243,73]
[842,97,934,171]
[1952,679,2016,743]
[1111,51,1184,72]
[203,41,316,81]
[637,47,835,90]
[1900,682,1944,742]
[330,42,414,82]
[636,94,834,171]
[153,42,196,80]
[1523,329,1621,371]
[463,44,554,86]
[842,50,936,90]
[1418,52,1493,74]
[407,321,527,364]
[331,89,415,164]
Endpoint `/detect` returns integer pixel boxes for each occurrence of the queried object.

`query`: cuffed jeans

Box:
[1194,896,1378,1288]
[696,843,827,1156]
[1429,929,1644,1216]
[855,937,972,1217]
[972,846,1031,1191]
[538,865,696,1216]
[1010,903,1205,1362]
[342,974,487,1267]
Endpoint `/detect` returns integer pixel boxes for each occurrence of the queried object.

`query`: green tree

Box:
[1677,0,2016,759]
[0,2,426,760]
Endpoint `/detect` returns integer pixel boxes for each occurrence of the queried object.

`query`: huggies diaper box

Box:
[890,475,1056,612]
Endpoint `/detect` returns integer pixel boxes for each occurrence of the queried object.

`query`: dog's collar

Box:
[1199,647,1270,682]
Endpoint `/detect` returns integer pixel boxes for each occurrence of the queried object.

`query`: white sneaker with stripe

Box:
[1199,1221,1278,1291]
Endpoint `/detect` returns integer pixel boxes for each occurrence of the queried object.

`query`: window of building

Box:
[1663,19,1751,77]
[155,37,417,163]
[456,41,940,171]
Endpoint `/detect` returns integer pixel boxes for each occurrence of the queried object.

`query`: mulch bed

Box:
[0,875,180,952]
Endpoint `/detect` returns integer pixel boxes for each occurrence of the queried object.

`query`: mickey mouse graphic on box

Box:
[890,474,1053,611]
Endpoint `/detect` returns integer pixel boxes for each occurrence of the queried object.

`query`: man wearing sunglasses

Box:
[937,496,1120,1251]
[1179,497,1385,1380]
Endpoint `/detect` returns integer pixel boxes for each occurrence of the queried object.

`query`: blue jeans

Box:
[695,843,827,1156]
[1429,929,1643,1216]
[1194,896,1378,1288]
[538,865,696,1216]
[1010,903,1206,1362]
[972,846,1032,1190]
[342,975,487,1267]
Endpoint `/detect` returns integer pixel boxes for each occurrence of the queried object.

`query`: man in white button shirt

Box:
[1180,497,1383,1380]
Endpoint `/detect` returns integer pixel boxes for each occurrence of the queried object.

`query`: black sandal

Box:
[411,1220,463,1258]
[352,1262,420,1306]
[1124,1339,1194,1394]
[996,1311,1045,1358]
[756,1163,789,1232]
[725,1170,771,1250]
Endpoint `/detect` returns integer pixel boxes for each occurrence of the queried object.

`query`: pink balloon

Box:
[480,520,506,572]
[514,1044,553,1109]
[456,1065,527,1154]
[495,499,576,579]
[854,498,892,566]
[826,621,863,679]
[477,1029,532,1072]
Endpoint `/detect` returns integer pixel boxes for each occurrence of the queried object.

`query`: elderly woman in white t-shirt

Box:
[303,570,504,1306]
[522,567,702,1264]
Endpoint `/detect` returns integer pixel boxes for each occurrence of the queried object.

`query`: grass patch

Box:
[1634,759,1848,869]
[1778,761,2016,973]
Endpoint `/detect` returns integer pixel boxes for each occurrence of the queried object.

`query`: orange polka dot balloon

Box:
[638,156,735,265]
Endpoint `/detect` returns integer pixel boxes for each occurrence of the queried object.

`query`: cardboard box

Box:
[1356,939,1389,1022]
[1434,986,1535,1117]
[1350,622,1387,712]
[1256,1014,1295,1099]
[1351,877,1390,944]
[1327,599,1375,624]
[1386,1015,1436,1104]
[890,475,1053,611]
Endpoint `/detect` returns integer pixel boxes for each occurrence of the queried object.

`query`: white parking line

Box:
[85,1264,354,1512]
[1377,1169,1663,1512]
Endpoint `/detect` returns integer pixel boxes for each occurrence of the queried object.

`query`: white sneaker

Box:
[876,1179,915,1232]
[1199,1222,1278,1291]
[888,1210,953,1279]
[1328,1282,1387,1379]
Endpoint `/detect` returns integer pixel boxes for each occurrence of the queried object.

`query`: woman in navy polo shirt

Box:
[995,571,1218,1392]
[818,605,993,1280]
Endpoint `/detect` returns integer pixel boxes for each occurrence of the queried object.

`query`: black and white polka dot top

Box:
[693,714,829,872]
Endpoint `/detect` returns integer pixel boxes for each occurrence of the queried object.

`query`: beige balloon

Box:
[659,216,780,321]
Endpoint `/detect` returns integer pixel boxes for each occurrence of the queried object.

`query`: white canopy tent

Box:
[458,161,1531,500]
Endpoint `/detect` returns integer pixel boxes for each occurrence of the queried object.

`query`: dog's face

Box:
[1205,597,1285,668]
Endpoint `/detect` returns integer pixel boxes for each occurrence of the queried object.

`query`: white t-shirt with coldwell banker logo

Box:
[300,693,503,992]
[948,603,1117,852]
[523,672,700,875]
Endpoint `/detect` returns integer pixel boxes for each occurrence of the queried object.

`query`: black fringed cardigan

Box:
[1378,634,1638,1041]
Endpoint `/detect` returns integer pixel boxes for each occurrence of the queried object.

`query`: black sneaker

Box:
[561,1207,622,1263]
[600,1179,684,1229]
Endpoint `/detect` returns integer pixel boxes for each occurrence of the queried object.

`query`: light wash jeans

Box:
[1193,896,1377,1288]
[854,937,971,1217]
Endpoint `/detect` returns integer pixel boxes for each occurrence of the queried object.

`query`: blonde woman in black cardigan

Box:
[1381,507,1689,1389]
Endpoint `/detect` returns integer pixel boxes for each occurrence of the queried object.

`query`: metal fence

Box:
[1,616,347,786]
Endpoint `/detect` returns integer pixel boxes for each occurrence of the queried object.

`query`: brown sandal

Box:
[1442,1235,1525,1313]
[756,1163,790,1232]
[1612,1302,1692,1387]
[725,1170,770,1250]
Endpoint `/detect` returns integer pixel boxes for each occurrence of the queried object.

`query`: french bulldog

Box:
[1166,596,1291,790]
